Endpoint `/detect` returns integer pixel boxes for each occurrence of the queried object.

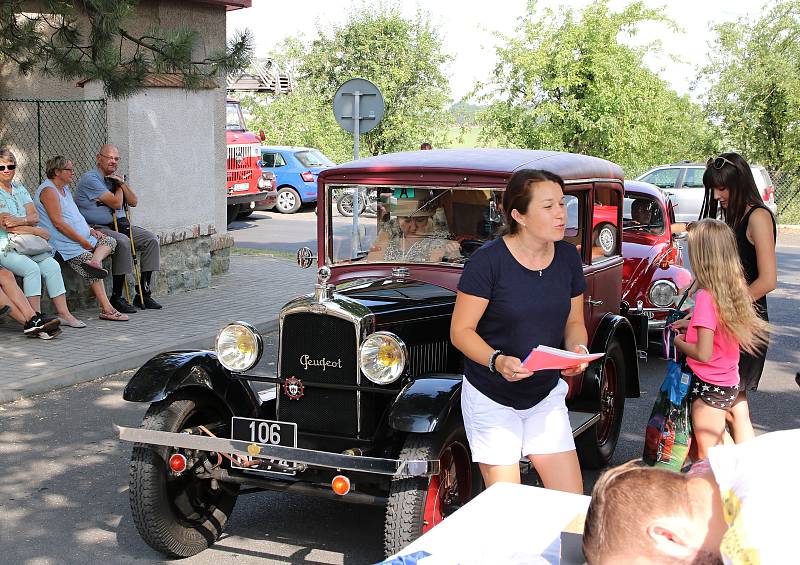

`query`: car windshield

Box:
[623,194,665,235]
[225,103,245,130]
[328,185,505,266]
[296,150,334,167]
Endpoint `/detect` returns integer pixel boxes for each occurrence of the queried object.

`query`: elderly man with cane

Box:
[75,144,162,311]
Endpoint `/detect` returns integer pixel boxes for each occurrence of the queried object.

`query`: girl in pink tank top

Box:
[673,219,769,459]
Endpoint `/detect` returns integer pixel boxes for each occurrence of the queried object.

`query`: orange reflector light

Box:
[168,453,187,474]
[331,475,351,496]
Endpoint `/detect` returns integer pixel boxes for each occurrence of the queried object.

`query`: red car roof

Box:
[319,149,624,185]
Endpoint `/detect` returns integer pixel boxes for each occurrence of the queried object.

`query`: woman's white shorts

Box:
[461,377,575,465]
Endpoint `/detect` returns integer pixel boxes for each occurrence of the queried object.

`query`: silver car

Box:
[636,161,777,222]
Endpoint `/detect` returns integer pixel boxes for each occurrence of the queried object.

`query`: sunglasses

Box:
[707,156,735,170]
[0,164,17,171]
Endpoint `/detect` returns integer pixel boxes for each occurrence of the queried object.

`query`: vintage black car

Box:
[117,149,642,558]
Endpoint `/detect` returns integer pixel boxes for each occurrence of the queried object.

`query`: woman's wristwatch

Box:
[488,349,503,373]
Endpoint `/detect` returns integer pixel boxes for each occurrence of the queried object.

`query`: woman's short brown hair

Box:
[45,155,70,179]
[502,169,566,235]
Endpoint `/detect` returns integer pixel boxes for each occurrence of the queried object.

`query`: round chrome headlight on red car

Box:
[648,280,678,308]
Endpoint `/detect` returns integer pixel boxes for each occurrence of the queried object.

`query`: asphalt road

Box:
[0,213,797,564]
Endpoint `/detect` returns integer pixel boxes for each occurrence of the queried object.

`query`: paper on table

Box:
[522,345,604,372]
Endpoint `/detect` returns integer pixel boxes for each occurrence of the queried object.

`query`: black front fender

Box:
[591,314,640,398]
[388,375,463,434]
[123,350,259,418]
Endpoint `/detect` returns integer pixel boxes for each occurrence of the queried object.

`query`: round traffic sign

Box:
[332,78,385,134]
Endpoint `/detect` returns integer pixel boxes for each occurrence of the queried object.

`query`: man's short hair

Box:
[583,461,692,564]
[420,142,432,150]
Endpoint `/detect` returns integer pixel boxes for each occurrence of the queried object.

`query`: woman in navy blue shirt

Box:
[450,169,588,494]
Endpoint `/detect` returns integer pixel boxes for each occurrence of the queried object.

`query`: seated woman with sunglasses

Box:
[35,156,127,322]
[672,152,777,445]
[0,148,81,331]
[367,197,461,263]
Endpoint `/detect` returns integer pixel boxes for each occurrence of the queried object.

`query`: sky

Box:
[226,0,763,102]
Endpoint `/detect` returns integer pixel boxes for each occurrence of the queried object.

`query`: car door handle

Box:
[587,296,603,306]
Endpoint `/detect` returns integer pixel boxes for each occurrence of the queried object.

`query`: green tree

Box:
[477,0,718,175]
[243,3,453,160]
[700,0,800,172]
[0,0,252,98]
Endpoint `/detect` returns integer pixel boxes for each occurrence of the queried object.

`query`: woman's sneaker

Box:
[23,313,61,336]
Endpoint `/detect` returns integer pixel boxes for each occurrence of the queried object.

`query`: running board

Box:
[569,411,600,437]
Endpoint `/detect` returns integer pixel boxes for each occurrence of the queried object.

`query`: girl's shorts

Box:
[461,377,575,465]
[689,374,739,410]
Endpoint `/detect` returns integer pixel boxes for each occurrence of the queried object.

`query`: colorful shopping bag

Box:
[642,360,693,471]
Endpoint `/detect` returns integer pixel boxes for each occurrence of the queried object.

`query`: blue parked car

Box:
[258,146,335,213]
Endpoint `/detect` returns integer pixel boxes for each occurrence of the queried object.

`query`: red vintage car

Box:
[621,180,692,345]
[117,149,643,559]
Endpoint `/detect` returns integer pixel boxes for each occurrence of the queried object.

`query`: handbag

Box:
[642,359,693,471]
[5,233,53,256]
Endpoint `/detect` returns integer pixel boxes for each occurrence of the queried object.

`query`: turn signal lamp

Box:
[169,453,187,474]
[331,475,351,496]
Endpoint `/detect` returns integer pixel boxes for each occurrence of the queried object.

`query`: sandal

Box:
[83,260,109,279]
[99,309,129,322]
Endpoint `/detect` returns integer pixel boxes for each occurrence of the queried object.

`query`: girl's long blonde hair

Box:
[688,218,769,354]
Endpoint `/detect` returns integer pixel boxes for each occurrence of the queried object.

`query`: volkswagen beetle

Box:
[621,180,693,345]
[117,149,642,558]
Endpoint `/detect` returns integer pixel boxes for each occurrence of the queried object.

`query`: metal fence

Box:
[0,98,107,193]
[771,171,800,225]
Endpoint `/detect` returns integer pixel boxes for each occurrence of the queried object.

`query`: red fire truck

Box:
[225,98,276,223]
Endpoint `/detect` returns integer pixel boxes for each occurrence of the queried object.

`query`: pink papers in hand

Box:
[522,345,604,372]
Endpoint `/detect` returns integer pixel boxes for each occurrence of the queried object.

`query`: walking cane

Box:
[123,202,146,308]
[111,214,134,306]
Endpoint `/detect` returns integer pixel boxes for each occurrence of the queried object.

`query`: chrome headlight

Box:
[215,321,263,372]
[257,173,268,189]
[648,280,678,308]
[359,331,407,385]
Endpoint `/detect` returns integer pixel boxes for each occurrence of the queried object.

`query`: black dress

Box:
[735,205,776,391]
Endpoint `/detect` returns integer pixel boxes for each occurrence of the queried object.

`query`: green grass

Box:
[444,125,498,148]
[231,247,295,261]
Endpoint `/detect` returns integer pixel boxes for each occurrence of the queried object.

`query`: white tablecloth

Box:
[388,482,591,565]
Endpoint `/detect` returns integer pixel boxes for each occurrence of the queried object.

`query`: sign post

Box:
[332,79,385,257]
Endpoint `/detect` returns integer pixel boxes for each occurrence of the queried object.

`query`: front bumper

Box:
[227,190,270,206]
[115,425,440,478]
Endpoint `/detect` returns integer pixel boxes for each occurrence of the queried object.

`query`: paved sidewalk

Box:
[0,254,316,404]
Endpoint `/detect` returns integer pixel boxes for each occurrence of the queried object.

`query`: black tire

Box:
[384,421,476,557]
[237,209,254,219]
[129,398,239,558]
[275,187,302,214]
[593,223,617,256]
[336,192,366,217]
[576,340,626,469]
[226,204,240,225]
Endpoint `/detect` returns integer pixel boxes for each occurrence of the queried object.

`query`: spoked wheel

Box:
[576,340,626,469]
[129,397,239,558]
[384,422,474,557]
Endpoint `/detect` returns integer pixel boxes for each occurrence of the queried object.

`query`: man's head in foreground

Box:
[582,461,726,564]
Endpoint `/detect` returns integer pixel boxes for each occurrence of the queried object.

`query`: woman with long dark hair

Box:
[698,152,777,442]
